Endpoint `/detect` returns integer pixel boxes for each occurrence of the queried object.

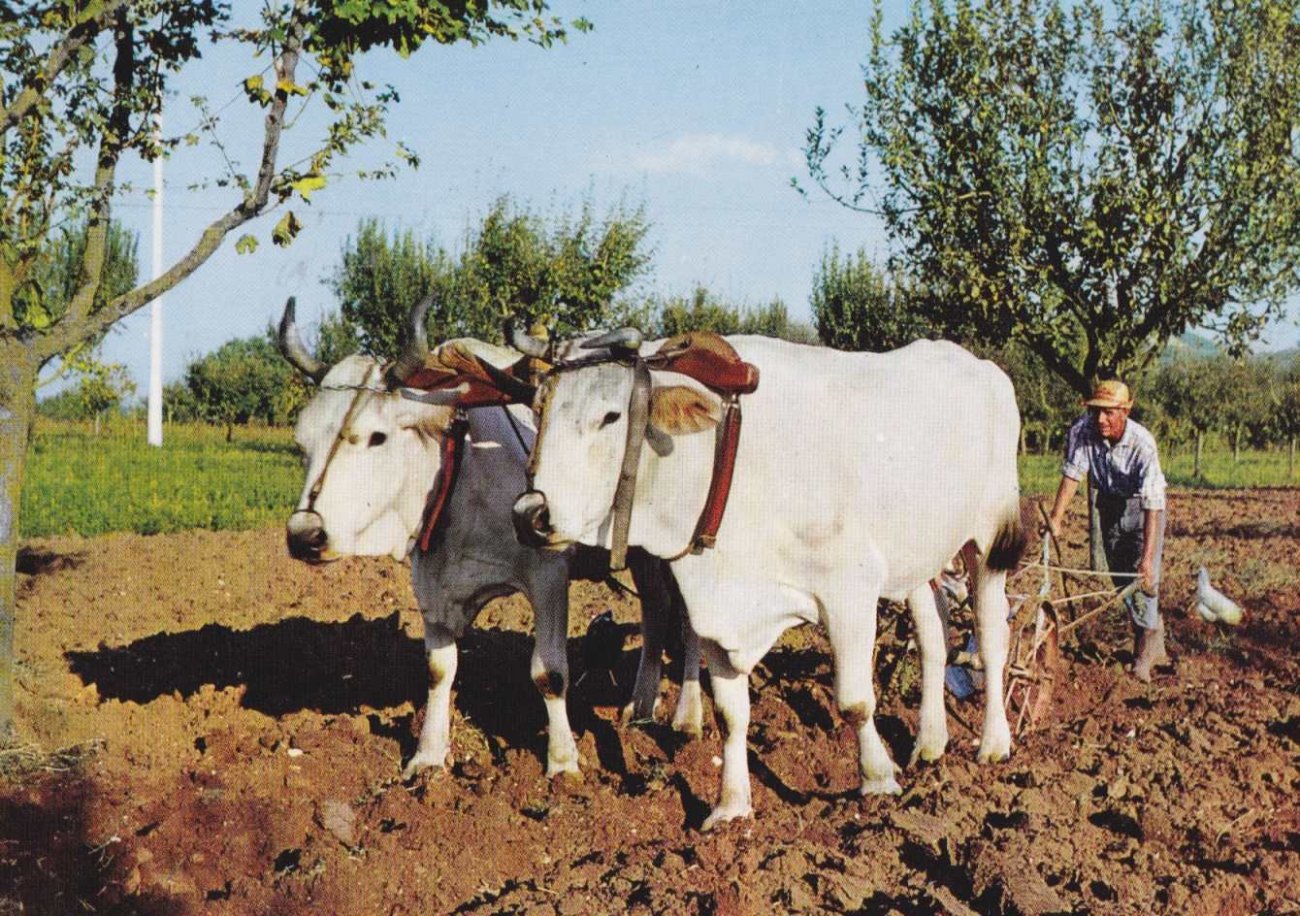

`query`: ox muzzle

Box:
[286,509,333,563]
[512,489,561,549]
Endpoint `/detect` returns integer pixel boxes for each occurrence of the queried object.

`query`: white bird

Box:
[1194,567,1243,625]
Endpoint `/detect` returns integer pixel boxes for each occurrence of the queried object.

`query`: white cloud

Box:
[628,132,798,176]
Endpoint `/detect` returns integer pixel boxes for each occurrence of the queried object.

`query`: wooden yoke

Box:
[648,332,759,396]
[402,340,537,408]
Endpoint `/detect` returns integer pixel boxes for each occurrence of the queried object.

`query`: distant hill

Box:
[1160,331,1221,361]
[1159,331,1297,365]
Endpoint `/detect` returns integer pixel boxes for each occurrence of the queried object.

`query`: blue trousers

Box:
[1097,494,1164,629]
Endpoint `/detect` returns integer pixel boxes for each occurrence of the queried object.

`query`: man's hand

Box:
[1137,555,1156,596]
[1039,515,1061,540]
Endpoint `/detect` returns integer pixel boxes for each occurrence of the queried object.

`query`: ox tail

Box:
[985,513,1028,573]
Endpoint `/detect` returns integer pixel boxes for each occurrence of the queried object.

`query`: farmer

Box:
[1042,380,1170,682]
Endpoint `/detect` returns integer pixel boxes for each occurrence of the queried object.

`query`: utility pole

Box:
[147,110,164,447]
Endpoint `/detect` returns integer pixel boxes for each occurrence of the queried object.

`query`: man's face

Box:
[1091,405,1129,442]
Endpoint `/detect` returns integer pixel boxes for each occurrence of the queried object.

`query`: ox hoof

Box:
[545,755,582,779]
[909,742,948,767]
[859,775,903,797]
[976,746,1011,764]
[672,714,704,740]
[402,754,448,781]
[701,803,754,831]
[619,697,661,728]
[671,689,704,738]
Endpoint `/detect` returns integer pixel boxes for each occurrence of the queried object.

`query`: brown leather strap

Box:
[688,395,742,551]
[417,412,469,553]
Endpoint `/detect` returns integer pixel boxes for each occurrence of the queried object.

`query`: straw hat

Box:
[1083,379,1133,409]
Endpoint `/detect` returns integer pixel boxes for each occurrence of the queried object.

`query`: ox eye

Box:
[599,411,621,428]
[368,431,388,448]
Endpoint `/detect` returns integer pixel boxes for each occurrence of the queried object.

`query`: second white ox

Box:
[513,334,1026,827]
[277,299,702,778]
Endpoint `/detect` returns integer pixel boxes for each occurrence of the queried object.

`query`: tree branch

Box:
[37,1,308,363]
[0,0,130,136]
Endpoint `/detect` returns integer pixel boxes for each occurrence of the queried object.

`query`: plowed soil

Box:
[4,489,1299,914]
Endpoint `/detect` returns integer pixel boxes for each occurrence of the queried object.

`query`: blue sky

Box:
[99,1,1297,391]
[100,1,894,389]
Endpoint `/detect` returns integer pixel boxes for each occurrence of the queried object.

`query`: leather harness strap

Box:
[686,394,743,553]
[416,410,470,553]
[609,360,652,571]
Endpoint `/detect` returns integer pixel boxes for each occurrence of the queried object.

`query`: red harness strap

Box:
[417,413,469,553]
[687,395,743,552]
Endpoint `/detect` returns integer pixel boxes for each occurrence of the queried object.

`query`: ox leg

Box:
[972,564,1013,762]
[700,639,754,829]
[404,621,457,778]
[908,583,949,765]
[622,554,669,725]
[672,618,704,738]
[823,592,901,796]
[527,578,581,777]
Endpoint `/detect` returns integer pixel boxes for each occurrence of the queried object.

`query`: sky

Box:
[97,1,1298,393]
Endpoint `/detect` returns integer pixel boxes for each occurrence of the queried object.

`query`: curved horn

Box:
[277,297,328,383]
[386,292,433,386]
[507,322,551,360]
[581,327,643,354]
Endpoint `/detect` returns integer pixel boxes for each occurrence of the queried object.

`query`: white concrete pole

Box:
[147,110,164,447]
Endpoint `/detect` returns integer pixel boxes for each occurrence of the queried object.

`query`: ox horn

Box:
[581,327,643,355]
[277,297,328,383]
[507,322,551,360]
[386,291,433,386]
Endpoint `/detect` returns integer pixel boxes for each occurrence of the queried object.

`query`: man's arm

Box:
[1044,475,1080,538]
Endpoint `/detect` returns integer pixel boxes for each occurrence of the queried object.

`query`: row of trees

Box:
[43,212,1299,485]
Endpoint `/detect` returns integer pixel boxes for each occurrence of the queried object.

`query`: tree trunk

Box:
[1195,431,1204,479]
[0,341,39,740]
[1232,428,1241,463]
[1019,425,1027,456]
[1290,436,1295,480]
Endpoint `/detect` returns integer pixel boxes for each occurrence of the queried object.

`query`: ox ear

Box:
[649,385,722,436]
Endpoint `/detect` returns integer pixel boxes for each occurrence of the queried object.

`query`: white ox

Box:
[513,334,1026,827]
[277,299,702,778]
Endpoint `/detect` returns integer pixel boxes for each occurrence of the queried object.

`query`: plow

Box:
[943,506,1148,737]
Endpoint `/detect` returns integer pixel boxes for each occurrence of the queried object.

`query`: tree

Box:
[0,2,585,738]
[810,245,928,352]
[1150,354,1232,478]
[38,360,138,434]
[181,335,296,439]
[1272,358,1300,479]
[805,0,1300,394]
[333,219,456,357]
[647,286,818,343]
[330,197,653,352]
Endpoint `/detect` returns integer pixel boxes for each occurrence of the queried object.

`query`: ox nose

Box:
[286,510,328,561]
[512,490,553,547]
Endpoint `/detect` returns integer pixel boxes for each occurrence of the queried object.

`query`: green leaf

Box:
[235,234,259,255]
[290,174,327,201]
[272,212,303,247]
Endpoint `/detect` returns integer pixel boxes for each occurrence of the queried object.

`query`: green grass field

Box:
[19,419,1298,538]
[22,420,302,538]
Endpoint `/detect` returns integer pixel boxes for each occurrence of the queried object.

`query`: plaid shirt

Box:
[1061,414,1167,511]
